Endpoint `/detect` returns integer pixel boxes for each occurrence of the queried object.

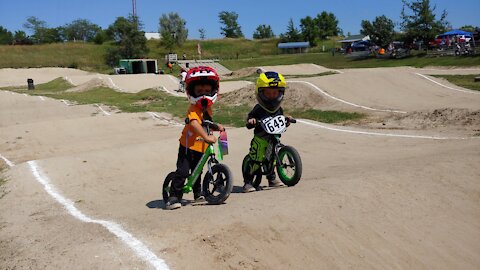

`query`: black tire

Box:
[276,146,302,186]
[162,172,176,202]
[202,164,233,204]
[241,155,262,188]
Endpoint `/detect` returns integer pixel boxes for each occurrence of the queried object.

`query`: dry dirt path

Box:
[1,67,480,270]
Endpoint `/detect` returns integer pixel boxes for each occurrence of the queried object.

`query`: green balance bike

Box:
[242,115,302,188]
[163,120,233,205]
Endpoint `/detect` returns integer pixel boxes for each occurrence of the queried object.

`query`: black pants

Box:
[171,144,203,199]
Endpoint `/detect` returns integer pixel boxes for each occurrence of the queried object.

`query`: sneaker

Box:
[194,194,205,202]
[268,178,284,188]
[266,172,276,181]
[243,183,256,193]
[165,197,181,210]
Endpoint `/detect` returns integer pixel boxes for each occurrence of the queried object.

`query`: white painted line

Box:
[297,119,470,140]
[27,161,169,270]
[38,96,46,101]
[146,112,182,126]
[415,73,480,95]
[107,77,122,91]
[96,104,111,116]
[288,80,407,114]
[61,99,72,106]
[64,76,74,85]
[167,75,180,84]
[161,86,182,97]
[0,153,15,167]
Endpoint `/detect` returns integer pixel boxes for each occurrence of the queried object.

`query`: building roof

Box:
[145,32,160,40]
[278,42,310,49]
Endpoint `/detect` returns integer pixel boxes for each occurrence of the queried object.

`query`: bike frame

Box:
[257,135,283,175]
[182,143,216,193]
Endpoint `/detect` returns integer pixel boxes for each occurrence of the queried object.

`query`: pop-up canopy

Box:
[438,29,473,37]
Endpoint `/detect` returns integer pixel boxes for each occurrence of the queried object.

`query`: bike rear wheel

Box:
[162,172,176,202]
[276,146,302,186]
[202,164,233,204]
[241,155,262,188]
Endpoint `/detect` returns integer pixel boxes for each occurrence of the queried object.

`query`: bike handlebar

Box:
[202,120,220,130]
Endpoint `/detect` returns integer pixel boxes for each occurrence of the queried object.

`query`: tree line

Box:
[0,0,477,65]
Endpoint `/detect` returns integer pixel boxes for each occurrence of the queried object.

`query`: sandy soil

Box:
[0,68,90,87]
[1,66,480,270]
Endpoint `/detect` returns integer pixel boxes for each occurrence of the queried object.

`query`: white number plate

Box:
[262,115,287,134]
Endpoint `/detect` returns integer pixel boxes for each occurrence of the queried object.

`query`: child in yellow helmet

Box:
[243,71,292,192]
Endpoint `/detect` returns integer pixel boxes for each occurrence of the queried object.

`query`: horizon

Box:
[1,0,479,39]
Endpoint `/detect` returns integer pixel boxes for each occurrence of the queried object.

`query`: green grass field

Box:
[1,78,364,127]
[432,74,480,91]
[220,52,480,70]
[2,38,479,74]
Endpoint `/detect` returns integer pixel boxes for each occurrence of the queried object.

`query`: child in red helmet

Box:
[166,66,225,210]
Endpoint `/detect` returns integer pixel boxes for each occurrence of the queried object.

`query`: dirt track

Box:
[1,66,480,270]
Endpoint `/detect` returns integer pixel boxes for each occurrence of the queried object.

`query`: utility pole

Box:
[132,0,137,17]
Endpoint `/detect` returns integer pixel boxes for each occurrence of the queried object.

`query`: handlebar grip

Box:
[203,120,219,130]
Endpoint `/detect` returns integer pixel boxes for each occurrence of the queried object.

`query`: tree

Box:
[316,11,340,39]
[93,29,109,44]
[23,16,48,43]
[253,24,275,39]
[0,26,13,45]
[400,0,450,44]
[218,11,243,38]
[159,12,188,51]
[106,15,149,66]
[12,30,33,45]
[198,28,206,40]
[459,25,476,33]
[63,19,101,42]
[300,16,318,45]
[361,15,395,47]
[22,16,63,43]
[280,18,301,42]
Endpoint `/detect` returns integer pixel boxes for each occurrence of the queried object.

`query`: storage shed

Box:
[278,42,310,53]
[119,59,158,74]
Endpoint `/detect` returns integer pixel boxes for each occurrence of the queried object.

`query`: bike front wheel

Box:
[202,164,233,204]
[276,146,302,186]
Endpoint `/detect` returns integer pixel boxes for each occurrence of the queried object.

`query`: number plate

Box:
[262,115,287,134]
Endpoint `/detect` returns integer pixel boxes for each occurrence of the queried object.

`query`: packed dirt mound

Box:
[382,108,480,128]
[221,67,259,79]
[351,108,480,135]
[66,78,109,92]
[219,82,329,110]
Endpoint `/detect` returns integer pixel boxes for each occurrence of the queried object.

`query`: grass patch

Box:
[1,77,74,92]
[287,109,365,123]
[0,43,112,73]
[221,52,480,71]
[2,77,365,127]
[431,74,480,91]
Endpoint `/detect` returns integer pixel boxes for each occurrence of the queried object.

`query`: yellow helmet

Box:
[255,71,286,113]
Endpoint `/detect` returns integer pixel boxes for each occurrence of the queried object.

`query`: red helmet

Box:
[185,66,219,109]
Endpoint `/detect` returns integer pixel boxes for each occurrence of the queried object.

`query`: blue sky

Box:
[1,0,479,39]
